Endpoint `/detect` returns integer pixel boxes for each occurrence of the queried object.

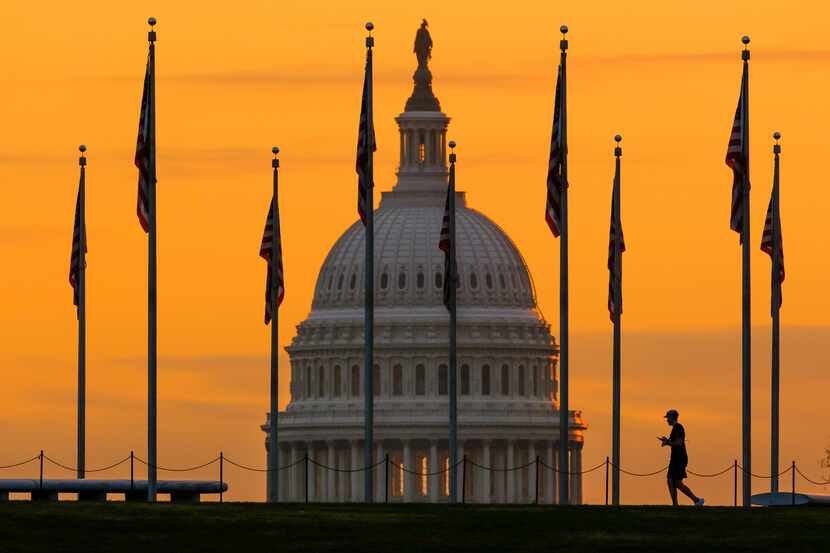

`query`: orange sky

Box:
[1,1,829,504]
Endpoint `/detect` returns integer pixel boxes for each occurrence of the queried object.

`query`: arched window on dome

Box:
[380,272,389,290]
[393,364,403,396]
[416,272,425,289]
[398,271,407,290]
[415,364,426,395]
[481,365,491,396]
[500,364,509,396]
[318,366,326,398]
[327,274,333,290]
[373,364,381,396]
[518,365,526,397]
[337,274,344,291]
[469,272,478,290]
[485,273,493,290]
[351,365,360,397]
[434,271,442,289]
[499,273,506,289]
[304,366,312,398]
[438,364,448,396]
[333,365,342,397]
[460,364,470,395]
[349,273,356,290]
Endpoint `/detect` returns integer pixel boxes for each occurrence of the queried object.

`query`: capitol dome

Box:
[264,22,586,504]
[312,202,536,311]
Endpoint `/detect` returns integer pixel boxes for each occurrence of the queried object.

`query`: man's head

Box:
[664,409,679,426]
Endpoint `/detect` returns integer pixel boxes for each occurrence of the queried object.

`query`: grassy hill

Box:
[0,502,827,552]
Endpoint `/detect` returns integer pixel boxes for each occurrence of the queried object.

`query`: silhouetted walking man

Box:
[659,409,704,506]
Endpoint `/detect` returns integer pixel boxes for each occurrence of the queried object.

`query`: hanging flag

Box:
[135,56,153,233]
[607,180,625,322]
[760,196,784,310]
[69,186,87,312]
[725,67,748,241]
[356,48,376,226]
[545,66,566,237]
[260,199,285,324]
[439,168,456,311]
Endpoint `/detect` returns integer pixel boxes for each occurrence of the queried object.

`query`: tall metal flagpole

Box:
[448,142,458,504]
[611,135,622,506]
[267,147,281,503]
[363,22,376,504]
[147,17,158,502]
[77,144,87,480]
[770,132,782,494]
[557,24,570,506]
[740,35,752,508]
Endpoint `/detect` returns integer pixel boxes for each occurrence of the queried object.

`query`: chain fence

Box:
[1,450,827,505]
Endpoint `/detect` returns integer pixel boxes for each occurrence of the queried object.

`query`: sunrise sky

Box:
[1,1,829,504]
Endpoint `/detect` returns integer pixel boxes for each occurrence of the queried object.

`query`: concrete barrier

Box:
[0,479,227,502]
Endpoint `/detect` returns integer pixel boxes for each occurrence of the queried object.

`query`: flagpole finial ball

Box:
[272,146,280,156]
[148,17,157,27]
[614,134,622,143]
[79,144,87,153]
[741,35,750,45]
[560,25,568,34]
[366,22,374,32]
[773,131,781,140]
[449,140,456,149]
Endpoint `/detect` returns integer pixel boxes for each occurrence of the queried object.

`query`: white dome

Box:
[312,193,536,310]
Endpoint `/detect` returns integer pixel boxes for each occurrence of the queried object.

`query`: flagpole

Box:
[740,35,751,508]
[267,147,281,503]
[770,132,781,495]
[557,24,570,506]
[611,135,622,506]
[77,144,87,481]
[448,142,458,504]
[363,22,375,504]
[147,17,158,502]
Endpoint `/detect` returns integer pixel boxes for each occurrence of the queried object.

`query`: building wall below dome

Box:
[264,426,586,504]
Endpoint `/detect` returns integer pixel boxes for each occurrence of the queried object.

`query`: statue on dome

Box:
[405,19,441,112]
[414,19,433,68]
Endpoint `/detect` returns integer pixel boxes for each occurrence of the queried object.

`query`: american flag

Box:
[356,48,376,226]
[607,178,625,322]
[260,199,285,324]
[135,55,153,233]
[69,185,87,313]
[439,166,456,311]
[545,66,566,238]
[760,195,784,311]
[726,67,748,241]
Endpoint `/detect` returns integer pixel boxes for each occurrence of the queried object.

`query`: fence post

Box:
[130,451,135,492]
[39,450,44,490]
[304,454,309,504]
[791,460,796,506]
[605,456,609,506]
[384,454,389,504]
[733,459,738,507]
[534,456,540,505]
[219,452,224,504]
[462,455,468,505]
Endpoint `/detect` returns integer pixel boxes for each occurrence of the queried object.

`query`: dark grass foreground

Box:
[0,502,827,553]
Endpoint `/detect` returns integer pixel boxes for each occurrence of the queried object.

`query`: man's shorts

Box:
[667,462,688,481]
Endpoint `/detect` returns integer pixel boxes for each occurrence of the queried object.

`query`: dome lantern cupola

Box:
[391,20,452,198]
